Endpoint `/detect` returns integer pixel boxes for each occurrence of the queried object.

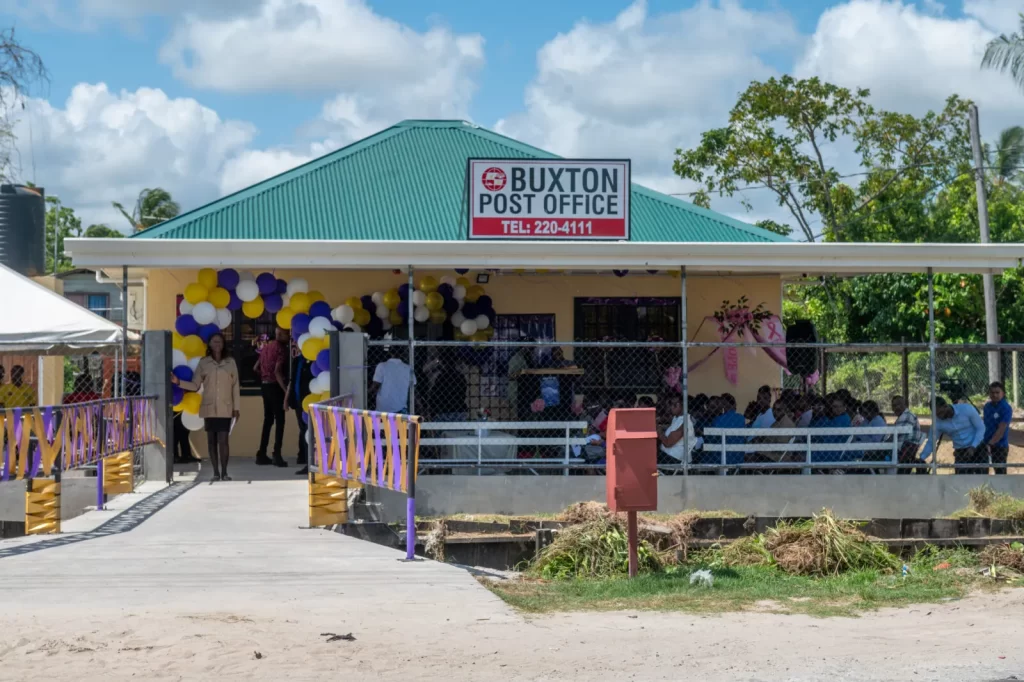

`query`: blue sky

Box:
[1,0,1021,228]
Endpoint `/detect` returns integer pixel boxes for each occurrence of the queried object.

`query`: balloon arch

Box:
[171,269,497,430]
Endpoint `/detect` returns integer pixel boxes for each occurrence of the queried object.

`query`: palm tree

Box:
[112,188,180,232]
[982,13,1024,93]
[991,125,1024,184]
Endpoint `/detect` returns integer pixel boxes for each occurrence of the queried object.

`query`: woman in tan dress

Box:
[171,333,241,481]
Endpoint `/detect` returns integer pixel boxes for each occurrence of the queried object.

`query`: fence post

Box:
[96,403,106,511]
[142,331,173,484]
[680,265,688,475]
[804,433,812,476]
[719,433,726,476]
[901,342,910,405]
[927,268,938,475]
[563,425,570,477]
[1014,351,1019,409]
[407,266,415,415]
[405,419,418,561]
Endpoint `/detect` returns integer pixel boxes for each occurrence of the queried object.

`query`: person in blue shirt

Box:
[710,393,747,467]
[982,381,1013,475]
[814,395,853,464]
[919,397,985,474]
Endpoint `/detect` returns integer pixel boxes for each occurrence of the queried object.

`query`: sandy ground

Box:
[0,463,1022,682]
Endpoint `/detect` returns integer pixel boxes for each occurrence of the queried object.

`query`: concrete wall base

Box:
[366,475,1024,522]
[0,475,100,524]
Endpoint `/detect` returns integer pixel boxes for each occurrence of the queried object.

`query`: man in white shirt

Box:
[371,349,415,414]
[658,394,700,463]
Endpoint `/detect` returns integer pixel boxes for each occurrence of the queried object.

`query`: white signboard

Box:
[467,158,630,240]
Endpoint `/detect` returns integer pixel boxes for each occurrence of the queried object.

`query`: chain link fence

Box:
[358,338,1023,475]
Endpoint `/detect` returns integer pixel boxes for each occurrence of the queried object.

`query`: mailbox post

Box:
[605,408,658,577]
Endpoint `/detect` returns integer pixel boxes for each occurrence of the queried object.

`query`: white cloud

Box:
[11,83,255,228]
[218,148,314,196]
[496,0,799,177]
[963,0,1022,32]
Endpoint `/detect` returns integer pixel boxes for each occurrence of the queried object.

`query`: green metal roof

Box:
[135,120,788,243]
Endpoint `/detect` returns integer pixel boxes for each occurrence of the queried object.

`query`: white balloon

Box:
[414,306,430,323]
[282,293,291,309]
[215,308,232,330]
[192,301,216,325]
[371,292,384,306]
[187,357,201,371]
[297,332,311,349]
[172,349,188,368]
[330,306,341,322]
[453,285,466,300]
[382,319,392,331]
[475,314,490,330]
[287,278,309,295]
[178,300,194,315]
[343,323,361,332]
[236,280,259,302]
[412,290,426,307]
[337,304,355,325]
[181,412,205,431]
[237,270,255,282]
[451,311,466,327]
[314,374,329,394]
[460,319,478,336]
[308,316,332,339]
[375,305,390,319]
[440,275,456,286]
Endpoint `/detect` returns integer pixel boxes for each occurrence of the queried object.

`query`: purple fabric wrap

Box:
[13,409,23,478]
[371,414,384,486]
[355,414,367,484]
[388,415,401,492]
[334,411,347,480]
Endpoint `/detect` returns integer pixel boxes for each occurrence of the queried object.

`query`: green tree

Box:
[44,195,82,274]
[0,27,47,182]
[83,224,123,238]
[112,187,180,232]
[673,76,971,242]
[982,13,1024,93]
[990,125,1024,184]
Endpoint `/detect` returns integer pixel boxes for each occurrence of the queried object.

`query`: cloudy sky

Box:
[2,0,1023,232]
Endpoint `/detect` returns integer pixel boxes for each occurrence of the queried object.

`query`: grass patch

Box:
[951,485,1024,521]
[487,546,1006,618]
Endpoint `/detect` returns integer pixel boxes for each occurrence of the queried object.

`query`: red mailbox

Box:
[605,408,658,513]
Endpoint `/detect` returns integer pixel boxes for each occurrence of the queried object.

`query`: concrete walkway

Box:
[0,461,1022,681]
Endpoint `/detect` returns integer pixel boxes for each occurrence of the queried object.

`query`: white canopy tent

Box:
[0,263,125,354]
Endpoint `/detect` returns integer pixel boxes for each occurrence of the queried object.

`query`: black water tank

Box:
[0,184,45,276]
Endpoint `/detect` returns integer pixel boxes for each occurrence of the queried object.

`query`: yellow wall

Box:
[145,268,783,458]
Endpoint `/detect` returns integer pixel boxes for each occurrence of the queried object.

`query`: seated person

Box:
[812,394,852,463]
[855,400,887,443]
[708,393,746,466]
[1,365,36,408]
[657,394,699,465]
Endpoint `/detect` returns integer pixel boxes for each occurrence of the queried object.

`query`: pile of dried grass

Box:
[722,510,900,576]
[560,501,616,525]
[423,520,447,561]
[964,485,1024,522]
[530,516,663,580]
[979,542,1024,572]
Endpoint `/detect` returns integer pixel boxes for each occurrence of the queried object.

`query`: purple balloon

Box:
[455,268,469,275]
[485,309,496,327]
[443,296,459,314]
[398,283,410,299]
[316,349,331,373]
[256,272,277,296]
[437,283,453,298]
[264,293,284,314]
[175,314,198,337]
[172,365,193,383]
[476,295,493,311]
[291,312,311,337]
[276,278,288,295]
[172,386,184,406]
[227,291,243,311]
[308,301,332,319]
[367,316,384,338]
[397,304,408,320]
[613,269,629,278]
[198,323,219,343]
[218,268,240,290]
[311,363,322,378]
[462,302,479,319]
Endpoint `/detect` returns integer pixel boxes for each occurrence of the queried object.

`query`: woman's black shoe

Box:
[295,466,309,476]
[272,455,288,468]
[255,454,273,466]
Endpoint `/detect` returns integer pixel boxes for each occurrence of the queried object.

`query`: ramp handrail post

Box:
[405,418,418,561]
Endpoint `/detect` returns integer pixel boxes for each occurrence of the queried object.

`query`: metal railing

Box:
[419,420,588,475]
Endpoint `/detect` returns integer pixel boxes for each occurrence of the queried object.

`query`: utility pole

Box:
[968,103,1001,383]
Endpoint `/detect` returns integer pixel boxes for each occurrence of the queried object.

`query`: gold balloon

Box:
[172,331,185,350]
[419,276,439,293]
[389,309,403,326]
[455,277,470,288]
[308,290,326,303]
[465,285,484,303]
[429,309,447,324]
[302,338,321,362]
[207,287,230,309]
[345,296,362,310]
[197,268,218,290]
[354,308,371,326]
[425,291,444,311]
[382,290,400,310]
[290,292,311,314]
[276,308,295,329]
[181,391,202,415]
[183,282,209,305]
[182,335,206,358]
[242,297,265,319]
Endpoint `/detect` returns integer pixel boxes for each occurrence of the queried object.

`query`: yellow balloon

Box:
[419,276,439,293]
[172,331,185,350]
[308,290,326,303]
[345,296,362,310]
[197,268,218,290]
[302,393,318,414]
[389,309,403,326]
[208,287,230,309]
[382,290,400,310]
[242,297,265,319]
[354,308,371,326]
[318,391,331,402]
[465,285,484,303]
[181,391,202,415]
[425,291,444,311]
[429,309,447,324]
[182,335,206,358]
[184,282,209,305]
[172,401,185,413]
[290,292,311,314]
[455,277,470,288]
[471,331,489,342]
[276,308,295,329]
[301,338,321,362]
